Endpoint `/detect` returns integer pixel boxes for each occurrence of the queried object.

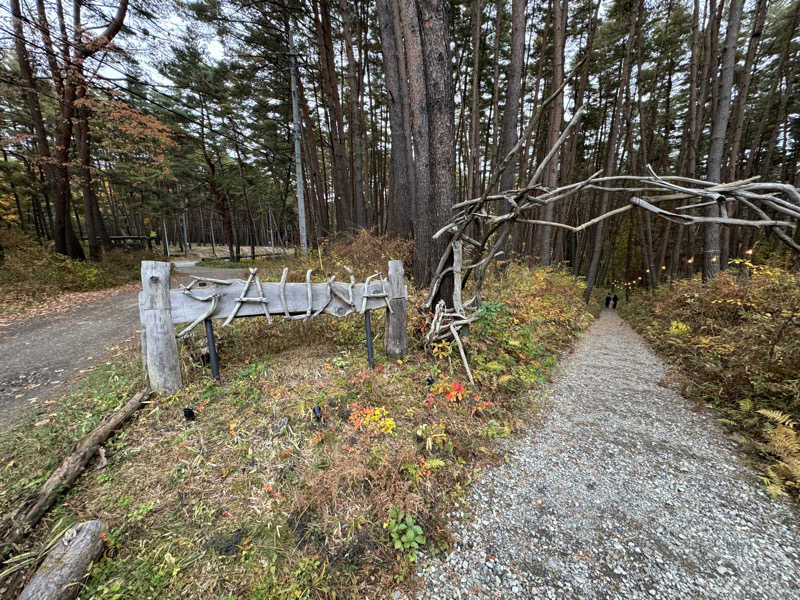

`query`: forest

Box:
[3,1,800,597]
[1,0,798,293]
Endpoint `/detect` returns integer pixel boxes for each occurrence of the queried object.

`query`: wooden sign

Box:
[139,260,408,393]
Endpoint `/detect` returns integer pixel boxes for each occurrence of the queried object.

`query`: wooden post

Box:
[384,260,407,359]
[139,261,182,393]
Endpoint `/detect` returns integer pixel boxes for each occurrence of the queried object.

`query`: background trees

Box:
[1,0,798,287]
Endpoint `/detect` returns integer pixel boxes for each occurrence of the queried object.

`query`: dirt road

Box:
[0,263,245,431]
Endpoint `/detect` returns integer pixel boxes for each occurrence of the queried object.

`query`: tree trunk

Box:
[704,0,744,281]
[498,0,526,196]
[399,0,433,283]
[584,0,641,302]
[539,0,565,266]
[727,0,768,180]
[313,0,354,232]
[467,0,482,200]
[419,0,456,295]
[377,0,413,238]
[340,0,367,229]
[75,84,111,260]
[11,0,57,216]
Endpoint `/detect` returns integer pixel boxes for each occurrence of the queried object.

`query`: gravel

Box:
[413,310,800,599]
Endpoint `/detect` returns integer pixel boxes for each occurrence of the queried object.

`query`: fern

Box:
[757,409,797,429]
[758,410,800,497]
[769,426,799,460]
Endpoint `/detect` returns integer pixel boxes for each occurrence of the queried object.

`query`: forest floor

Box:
[413,310,800,599]
[0,263,246,432]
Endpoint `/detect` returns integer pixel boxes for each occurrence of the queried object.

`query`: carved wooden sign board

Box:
[166,267,400,338]
[138,260,408,393]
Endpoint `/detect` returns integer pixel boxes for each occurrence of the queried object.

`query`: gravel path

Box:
[0,263,245,432]
[415,310,800,599]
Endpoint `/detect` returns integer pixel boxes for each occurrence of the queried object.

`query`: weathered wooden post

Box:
[384,260,407,360]
[139,261,182,393]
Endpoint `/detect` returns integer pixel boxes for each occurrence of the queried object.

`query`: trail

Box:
[415,310,799,599]
[0,263,245,432]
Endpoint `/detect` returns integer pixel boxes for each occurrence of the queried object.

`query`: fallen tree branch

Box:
[0,388,151,554]
[17,520,105,600]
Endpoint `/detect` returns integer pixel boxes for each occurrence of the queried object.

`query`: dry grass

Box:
[199,230,414,282]
[0,229,154,318]
[0,242,592,599]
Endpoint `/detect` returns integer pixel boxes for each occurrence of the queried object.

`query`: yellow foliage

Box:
[668,320,690,336]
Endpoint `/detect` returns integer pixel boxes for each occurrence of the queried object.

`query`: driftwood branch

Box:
[422,127,800,384]
[0,389,151,554]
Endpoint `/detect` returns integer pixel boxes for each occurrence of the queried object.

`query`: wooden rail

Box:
[138,260,407,393]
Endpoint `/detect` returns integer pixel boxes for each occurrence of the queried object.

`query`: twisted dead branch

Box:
[422,103,800,381]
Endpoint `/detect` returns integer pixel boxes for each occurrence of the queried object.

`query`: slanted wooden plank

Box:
[18,521,105,600]
[169,280,391,325]
[139,261,182,393]
[384,260,408,359]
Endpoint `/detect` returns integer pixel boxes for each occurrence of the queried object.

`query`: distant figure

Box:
[611,294,619,309]
[605,295,612,308]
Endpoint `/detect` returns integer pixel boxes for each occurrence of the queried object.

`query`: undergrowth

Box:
[0,247,592,599]
[0,229,153,317]
[618,261,800,499]
[200,230,415,281]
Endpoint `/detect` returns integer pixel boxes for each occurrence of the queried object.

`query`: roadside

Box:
[0,263,246,432]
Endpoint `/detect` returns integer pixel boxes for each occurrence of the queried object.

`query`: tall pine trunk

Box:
[704,0,744,281]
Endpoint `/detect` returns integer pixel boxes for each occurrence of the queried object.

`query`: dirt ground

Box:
[0,263,246,432]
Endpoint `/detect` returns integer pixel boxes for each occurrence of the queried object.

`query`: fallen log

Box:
[17,520,105,600]
[0,389,150,554]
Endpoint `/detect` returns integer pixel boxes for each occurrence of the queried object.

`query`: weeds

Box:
[385,508,425,563]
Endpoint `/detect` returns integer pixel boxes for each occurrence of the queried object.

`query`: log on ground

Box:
[17,520,105,600]
[0,389,150,553]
